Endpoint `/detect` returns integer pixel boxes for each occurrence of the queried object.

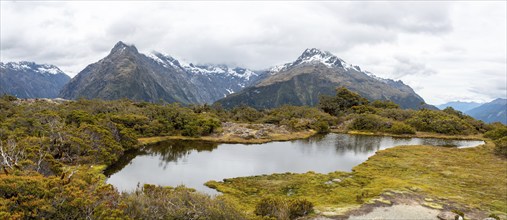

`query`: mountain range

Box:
[437,101,483,113]
[2,41,436,110]
[0,61,70,98]
[466,98,506,124]
[59,41,267,104]
[438,99,506,124]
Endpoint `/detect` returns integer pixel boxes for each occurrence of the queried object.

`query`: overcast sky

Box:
[1,1,505,105]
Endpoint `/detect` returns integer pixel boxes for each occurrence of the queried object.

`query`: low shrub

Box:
[378,108,415,121]
[494,136,507,158]
[351,105,377,114]
[349,114,390,131]
[231,105,264,123]
[388,121,416,134]
[288,198,314,218]
[405,109,475,135]
[122,184,245,220]
[255,197,313,219]
[312,120,330,133]
[484,126,507,140]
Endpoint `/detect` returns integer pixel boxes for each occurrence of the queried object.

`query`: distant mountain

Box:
[0,61,70,98]
[147,52,267,102]
[59,41,266,104]
[437,101,482,112]
[215,48,434,110]
[466,98,507,124]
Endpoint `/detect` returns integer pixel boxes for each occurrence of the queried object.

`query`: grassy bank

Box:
[206,141,507,218]
[138,130,317,145]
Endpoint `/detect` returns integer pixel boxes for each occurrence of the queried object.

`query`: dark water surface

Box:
[106,133,484,194]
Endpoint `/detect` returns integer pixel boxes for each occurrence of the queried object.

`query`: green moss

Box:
[422,201,443,210]
[210,142,507,217]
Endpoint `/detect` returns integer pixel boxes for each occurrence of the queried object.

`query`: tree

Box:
[0,139,24,171]
[318,87,369,116]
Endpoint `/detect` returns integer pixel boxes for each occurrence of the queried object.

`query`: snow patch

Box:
[37,65,61,74]
[146,51,259,81]
[183,63,257,80]
[2,62,63,75]
[147,52,182,69]
[269,48,361,73]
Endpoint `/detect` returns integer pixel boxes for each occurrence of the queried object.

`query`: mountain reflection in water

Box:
[106,133,484,194]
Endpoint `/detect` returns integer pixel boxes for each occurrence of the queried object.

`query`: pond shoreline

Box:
[138,122,319,145]
[340,130,485,141]
[138,130,317,145]
[110,132,486,193]
[138,127,484,146]
[107,129,501,219]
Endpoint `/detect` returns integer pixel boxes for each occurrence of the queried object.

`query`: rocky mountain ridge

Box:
[4,42,433,110]
[59,41,267,104]
[217,48,433,110]
[0,61,70,98]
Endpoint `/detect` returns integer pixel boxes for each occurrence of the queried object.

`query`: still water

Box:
[106,133,484,194]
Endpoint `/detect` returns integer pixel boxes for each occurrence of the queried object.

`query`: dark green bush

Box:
[370,100,399,109]
[378,108,415,121]
[494,136,507,158]
[319,87,369,116]
[388,121,416,134]
[182,114,221,137]
[110,114,149,127]
[231,105,264,123]
[484,126,507,140]
[351,105,377,114]
[406,109,475,135]
[443,107,490,133]
[263,106,336,132]
[0,169,124,219]
[313,120,330,133]
[349,114,391,131]
[65,110,95,127]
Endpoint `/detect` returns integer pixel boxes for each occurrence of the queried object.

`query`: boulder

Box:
[332,178,342,183]
[437,211,459,220]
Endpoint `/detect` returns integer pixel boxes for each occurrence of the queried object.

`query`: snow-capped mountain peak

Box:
[270,48,360,73]
[0,61,65,75]
[146,52,259,80]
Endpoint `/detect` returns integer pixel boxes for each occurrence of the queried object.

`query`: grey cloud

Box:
[0,1,505,104]
[468,85,506,100]
[339,2,452,34]
[391,57,437,78]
